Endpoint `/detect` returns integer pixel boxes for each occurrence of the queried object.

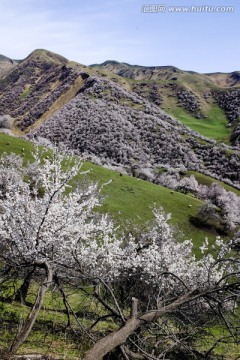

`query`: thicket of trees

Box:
[0,149,240,359]
[29,77,240,188]
[214,89,240,146]
[155,169,240,232]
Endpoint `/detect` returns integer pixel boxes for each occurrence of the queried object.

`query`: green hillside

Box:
[0,133,236,253]
[165,100,231,143]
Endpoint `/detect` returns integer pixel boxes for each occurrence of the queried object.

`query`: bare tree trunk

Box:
[83,292,199,360]
[8,260,53,355]
[84,317,141,360]
[15,266,35,304]
[83,297,139,360]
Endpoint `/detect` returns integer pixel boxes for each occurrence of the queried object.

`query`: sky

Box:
[0,0,239,73]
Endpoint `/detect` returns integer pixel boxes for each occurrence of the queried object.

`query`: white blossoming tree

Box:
[0,149,118,356]
[0,149,239,359]
[82,213,240,360]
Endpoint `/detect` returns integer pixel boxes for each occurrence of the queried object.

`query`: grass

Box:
[196,322,240,359]
[0,133,35,162]
[0,297,81,359]
[0,132,234,255]
[20,84,31,99]
[166,101,231,143]
[90,167,209,252]
[20,88,30,99]
[0,281,115,359]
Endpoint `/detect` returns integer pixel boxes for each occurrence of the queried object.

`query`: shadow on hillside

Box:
[189,216,228,237]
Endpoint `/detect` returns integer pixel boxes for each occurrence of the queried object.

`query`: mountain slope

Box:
[0,49,239,188]
[207,71,240,87]
[29,75,240,188]
[0,132,217,247]
[0,49,86,132]
[90,61,240,145]
[1,51,239,145]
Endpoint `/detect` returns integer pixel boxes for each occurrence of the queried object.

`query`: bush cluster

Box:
[177,89,201,117]
[214,89,240,145]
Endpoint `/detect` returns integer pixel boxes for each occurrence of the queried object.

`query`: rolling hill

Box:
[0,49,239,190]
[90,61,240,145]
[90,60,240,88]
[29,75,240,188]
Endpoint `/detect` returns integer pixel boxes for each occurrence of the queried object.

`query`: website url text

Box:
[141,4,235,13]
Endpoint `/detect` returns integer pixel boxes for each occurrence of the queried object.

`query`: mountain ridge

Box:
[90,60,240,87]
[23,48,69,65]
[1,50,239,82]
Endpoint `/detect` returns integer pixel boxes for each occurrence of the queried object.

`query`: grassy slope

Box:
[1,284,238,360]
[168,102,231,143]
[154,73,231,144]
[1,133,237,253]
[88,67,232,144]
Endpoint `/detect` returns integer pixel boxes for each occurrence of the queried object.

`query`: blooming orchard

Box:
[0,149,239,359]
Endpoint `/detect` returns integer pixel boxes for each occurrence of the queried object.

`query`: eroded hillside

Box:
[0,49,86,132]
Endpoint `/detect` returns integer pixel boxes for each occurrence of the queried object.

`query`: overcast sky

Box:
[0,0,239,73]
